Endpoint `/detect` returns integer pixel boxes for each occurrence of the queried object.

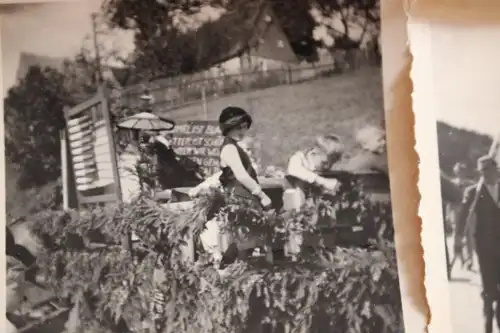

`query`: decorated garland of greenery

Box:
[30,180,403,333]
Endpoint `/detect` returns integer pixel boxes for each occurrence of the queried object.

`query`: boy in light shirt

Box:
[286,134,345,200]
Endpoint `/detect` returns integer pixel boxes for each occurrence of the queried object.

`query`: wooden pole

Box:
[61,129,69,210]
[100,86,123,203]
[201,85,208,120]
[91,13,103,85]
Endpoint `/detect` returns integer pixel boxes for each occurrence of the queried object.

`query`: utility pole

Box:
[91,12,103,85]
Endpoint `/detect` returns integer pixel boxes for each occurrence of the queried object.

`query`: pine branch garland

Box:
[30,181,403,333]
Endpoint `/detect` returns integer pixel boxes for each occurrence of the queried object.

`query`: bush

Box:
[7,179,63,221]
[30,181,403,333]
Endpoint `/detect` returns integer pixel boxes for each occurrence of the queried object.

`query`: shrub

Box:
[7,179,63,221]
[30,181,403,333]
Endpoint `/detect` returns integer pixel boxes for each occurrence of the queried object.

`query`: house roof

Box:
[109,66,134,86]
[15,52,65,82]
[108,1,299,87]
[247,3,299,63]
[190,0,299,70]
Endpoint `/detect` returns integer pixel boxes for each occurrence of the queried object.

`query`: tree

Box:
[63,13,133,102]
[311,0,380,68]
[4,66,73,189]
[101,0,380,78]
[312,0,380,48]
[102,0,248,78]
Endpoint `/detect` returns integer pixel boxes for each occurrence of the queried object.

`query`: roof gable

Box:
[192,0,299,69]
[247,6,298,63]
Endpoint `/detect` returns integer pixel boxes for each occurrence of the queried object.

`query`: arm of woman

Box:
[220,144,262,195]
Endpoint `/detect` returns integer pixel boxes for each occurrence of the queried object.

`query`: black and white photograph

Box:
[410,24,500,333]
[3,1,407,332]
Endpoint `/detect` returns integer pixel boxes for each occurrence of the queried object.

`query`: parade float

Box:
[7,87,402,333]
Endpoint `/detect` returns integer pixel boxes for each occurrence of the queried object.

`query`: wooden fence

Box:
[109,63,339,116]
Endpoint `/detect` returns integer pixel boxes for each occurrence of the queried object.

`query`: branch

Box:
[339,7,349,37]
[357,15,369,45]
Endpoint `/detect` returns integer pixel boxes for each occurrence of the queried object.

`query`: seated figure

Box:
[152,135,204,190]
[285,134,345,204]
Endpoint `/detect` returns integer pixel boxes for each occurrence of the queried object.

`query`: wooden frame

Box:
[62,87,122,209]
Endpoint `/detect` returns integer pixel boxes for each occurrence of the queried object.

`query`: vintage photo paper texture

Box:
[2,1,422,332]
[409,0,500,24]
[382,0,428,330]
[409,5,500,333]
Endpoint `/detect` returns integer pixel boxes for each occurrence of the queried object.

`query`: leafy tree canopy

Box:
[4,66,73,189]
[101,0,380,78]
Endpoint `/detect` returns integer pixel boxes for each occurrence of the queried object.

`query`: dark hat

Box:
[218,106,252,136]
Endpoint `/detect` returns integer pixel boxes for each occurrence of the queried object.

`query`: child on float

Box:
[286,134,345,203]
[216,106,273,268]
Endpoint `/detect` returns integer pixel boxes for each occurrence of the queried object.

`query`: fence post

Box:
[201,85,208,120]
[61,129,69,210]
[287,65,293,84]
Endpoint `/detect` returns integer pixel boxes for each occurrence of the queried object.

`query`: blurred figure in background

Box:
[341,124,388,174]
[441,170,465,279]
[446,162,475,269]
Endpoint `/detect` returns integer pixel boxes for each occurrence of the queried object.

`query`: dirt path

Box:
[448,238,499,333]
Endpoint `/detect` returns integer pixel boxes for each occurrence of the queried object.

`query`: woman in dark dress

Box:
[217,106,273,268]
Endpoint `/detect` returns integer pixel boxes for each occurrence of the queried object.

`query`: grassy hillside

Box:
[160,68,384,168]
[6,69,494,221]
[6,69,384,218]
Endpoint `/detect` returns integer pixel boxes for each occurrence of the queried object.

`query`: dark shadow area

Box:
[152,140,204,190]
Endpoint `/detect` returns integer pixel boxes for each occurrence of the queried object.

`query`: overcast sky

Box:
[416,24,500,138]
[3,2,499,138]
[1,0,133,96]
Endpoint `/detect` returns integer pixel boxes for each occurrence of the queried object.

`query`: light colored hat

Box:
[477,155,497,171]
